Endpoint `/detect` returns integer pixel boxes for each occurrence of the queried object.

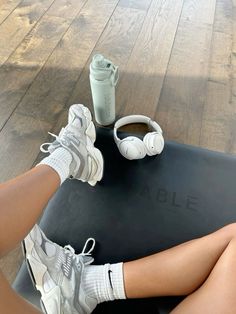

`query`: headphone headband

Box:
[114,115,162,143]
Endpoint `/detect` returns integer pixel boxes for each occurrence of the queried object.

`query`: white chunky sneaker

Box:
[40,104,103,186]
[23,224,98,314]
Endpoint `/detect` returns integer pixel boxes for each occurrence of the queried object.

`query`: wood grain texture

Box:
[68,6,147,112]
[0,14,72,131]
[118,0,152,11]
[200,0,236,153]
[0,0,22,25]
[155,0,216,146]
[0,0,55,65]
[47,0,87,20]
[179,0,216,24]
[232,3,236,100]
[0,0,87,131]
[16,0,120,124]
[32,109,68,167]
[116,0,184,118]
[0,113,51,182]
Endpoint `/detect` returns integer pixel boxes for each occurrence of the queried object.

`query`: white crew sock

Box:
[83,263,126,304]
[38,147,74,184]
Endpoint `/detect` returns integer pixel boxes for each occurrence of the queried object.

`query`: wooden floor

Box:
[0,0,236,283]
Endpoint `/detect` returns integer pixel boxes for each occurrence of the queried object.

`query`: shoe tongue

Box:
[71,117,82,128]
[45,242,56,257]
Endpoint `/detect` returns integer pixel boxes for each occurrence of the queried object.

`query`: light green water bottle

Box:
[89,54,119,126]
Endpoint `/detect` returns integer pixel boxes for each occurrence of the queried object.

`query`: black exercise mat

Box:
[13,127,236,313]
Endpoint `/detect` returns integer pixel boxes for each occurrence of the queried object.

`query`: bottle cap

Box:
[93,54,106,68]
[90,54,118,84]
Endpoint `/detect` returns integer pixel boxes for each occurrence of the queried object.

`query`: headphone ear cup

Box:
[118,136,146,160]
[143,132,164,156]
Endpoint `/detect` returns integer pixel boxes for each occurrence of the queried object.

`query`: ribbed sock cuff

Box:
[109,263,126,299]
[83,264,112,304]
[83,262,126,305]
[38,148,72,184]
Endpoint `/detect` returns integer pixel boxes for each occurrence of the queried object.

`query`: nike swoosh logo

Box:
[108,270,113,290]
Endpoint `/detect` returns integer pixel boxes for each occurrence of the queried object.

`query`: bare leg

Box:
[0,270,42,314]
[0,103,104,313]
[0,165,58,313]
[124,223,236,299]
[0,164,235,313]
[0,165,60,257]
[171,237,236,313]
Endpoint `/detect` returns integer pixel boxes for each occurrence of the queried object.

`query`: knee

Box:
[222,237,236,264]
[224,222,236,234]
[218,223,236,241]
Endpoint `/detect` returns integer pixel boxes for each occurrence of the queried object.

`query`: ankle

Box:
[83,263,126,304]
[38,147,73,184]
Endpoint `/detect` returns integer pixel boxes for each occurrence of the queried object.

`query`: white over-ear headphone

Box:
[113,115,164,160]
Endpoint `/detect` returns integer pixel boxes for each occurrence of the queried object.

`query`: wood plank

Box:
[155,0,216,146]
[200,82,236,153]
[0,113,51,182]
[0,15,70,131]
[0,0,55,66]
[213,0,232,33]
[32,109,69,167]
[232,5,236,99]
[116,0,184,118]
[67,6,147,113]
[16,0,120,123]
[1,0,119,184]
[200,0,236,153]
[233,5,236,52]
[0,0,22,25]
[232,2,236,152]
[179,0,216,24]
[118,0,152,11]
[10,15,70,65]
[47,0,87,20]
[0,0,87,131]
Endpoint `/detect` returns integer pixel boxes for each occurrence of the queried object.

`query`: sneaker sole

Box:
[87,146,104,186]
[70,104,104,186]
[22,227,95,314]
[70,104,104,185]
[22,232,52,314]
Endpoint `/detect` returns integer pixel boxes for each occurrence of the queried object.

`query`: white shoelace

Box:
[40,129,77,153]
[56,238,96,277]
[63,238,96,264]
